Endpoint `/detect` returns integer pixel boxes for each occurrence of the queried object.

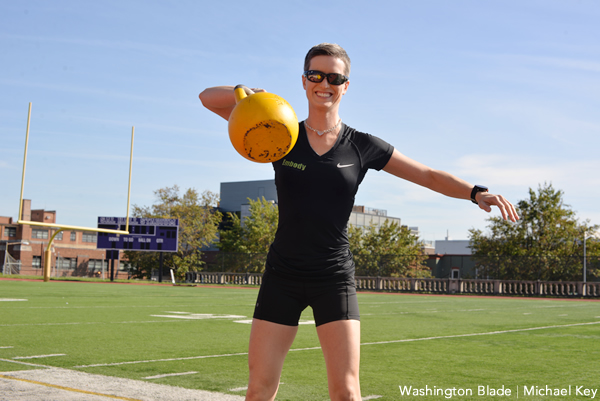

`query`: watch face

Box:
[471,185,488,204]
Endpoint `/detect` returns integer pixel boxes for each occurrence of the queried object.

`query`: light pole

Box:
[2,240,30,275]
[582,232,598,297]
[56,251,60,278]
[583,234,594,284]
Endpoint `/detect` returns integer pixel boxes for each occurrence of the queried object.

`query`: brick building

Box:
[1,200,125,278]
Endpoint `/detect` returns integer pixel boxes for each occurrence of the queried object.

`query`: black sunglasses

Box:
[303,70,349,85]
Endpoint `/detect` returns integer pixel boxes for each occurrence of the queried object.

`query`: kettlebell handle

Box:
[234,84,255,103]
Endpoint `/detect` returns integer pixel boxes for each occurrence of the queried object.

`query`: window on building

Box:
[57,257,77,269]
[32,256,42,269]
[31,229,49,239]
[88,259,107,270]
[119,261,133,272]
[82,232,97,243]
[55,231,63,241]
[4,227,17,237]
[70,231,76,241]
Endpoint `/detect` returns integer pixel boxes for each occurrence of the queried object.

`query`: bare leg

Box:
[316,319,361,401]
[245,318,298,401]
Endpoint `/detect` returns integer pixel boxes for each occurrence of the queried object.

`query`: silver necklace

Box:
[304,119,342,136]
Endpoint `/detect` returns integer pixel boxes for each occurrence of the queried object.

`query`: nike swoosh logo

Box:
[337,163,354,168]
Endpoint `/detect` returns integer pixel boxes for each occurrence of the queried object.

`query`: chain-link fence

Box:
[4,252,599,283]
[3,260,130,279]
[470,254,600,282]
[200,252,267,273]
[198,252,600,282]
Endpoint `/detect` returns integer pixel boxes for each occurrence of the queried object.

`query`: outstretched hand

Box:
[477,193,520,222]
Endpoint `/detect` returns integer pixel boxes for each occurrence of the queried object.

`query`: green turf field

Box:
[1,279,599,400]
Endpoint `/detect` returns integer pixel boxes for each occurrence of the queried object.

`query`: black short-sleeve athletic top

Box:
[266,122,394,282]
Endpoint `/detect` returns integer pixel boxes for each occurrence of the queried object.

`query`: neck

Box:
[304,118,341,137]
[305,110,340,131]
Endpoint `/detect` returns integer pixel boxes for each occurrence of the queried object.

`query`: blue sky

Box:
[1,0,599,242]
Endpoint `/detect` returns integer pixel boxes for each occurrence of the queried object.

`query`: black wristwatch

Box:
[471,185,488,204]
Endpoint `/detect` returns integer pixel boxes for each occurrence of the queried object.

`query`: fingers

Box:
[479,193,520,222]
[234,85,256,96]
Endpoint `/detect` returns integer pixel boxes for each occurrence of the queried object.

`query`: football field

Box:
[1,279,599,400]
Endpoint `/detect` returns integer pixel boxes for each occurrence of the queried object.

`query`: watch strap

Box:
[471,185,488,204]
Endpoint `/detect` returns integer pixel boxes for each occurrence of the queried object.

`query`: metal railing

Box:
[183,272,600,298]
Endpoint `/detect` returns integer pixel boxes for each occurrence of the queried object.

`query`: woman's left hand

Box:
[477,192,520,222]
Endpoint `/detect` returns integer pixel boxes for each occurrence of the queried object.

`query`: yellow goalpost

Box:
[17,103,135,282]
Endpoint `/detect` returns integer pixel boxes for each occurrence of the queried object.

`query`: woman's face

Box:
[302,55,349,112]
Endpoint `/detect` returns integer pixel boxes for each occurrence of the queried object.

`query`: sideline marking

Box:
[0,298,27,301]
[0,319,193,327]
[229,383,283,392]
[362,396,382,400]
[0,357,53,368]
[362,308,486,317]
[151,312,246,320]
[13,354,66,360]
[233,319,315,325]
[75,352,249,368]
[361,321,600,346]
[143,371,197,379]
[73,321,600,368]
[0,346,14,349]
[0,374,142,401]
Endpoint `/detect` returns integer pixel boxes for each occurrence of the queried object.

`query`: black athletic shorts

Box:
[253,271,360,327]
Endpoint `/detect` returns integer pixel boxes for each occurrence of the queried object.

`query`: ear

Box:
[342,80,349,95]
[302,75,307,90]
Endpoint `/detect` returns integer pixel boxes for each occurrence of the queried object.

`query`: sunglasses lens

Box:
[304,71,348,85]
[329,74,346,85]
[306,71,324,83]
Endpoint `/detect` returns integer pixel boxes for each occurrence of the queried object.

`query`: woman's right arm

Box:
[198,86,237,121]
[199,85,264,121]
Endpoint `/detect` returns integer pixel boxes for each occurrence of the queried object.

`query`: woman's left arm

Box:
[382,149,519,222]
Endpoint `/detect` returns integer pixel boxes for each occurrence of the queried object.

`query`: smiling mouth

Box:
[316,92,332,98]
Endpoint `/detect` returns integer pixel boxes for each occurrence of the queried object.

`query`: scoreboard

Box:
[96,217,179,252]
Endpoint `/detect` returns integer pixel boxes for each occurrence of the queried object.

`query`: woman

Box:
[200,43,519,401]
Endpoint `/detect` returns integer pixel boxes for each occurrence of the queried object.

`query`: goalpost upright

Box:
[17,103,135,282]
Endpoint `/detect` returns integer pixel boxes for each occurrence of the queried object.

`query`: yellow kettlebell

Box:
[228,85,299,163]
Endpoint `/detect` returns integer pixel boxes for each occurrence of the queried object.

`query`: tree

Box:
[124,186,222,280]
[348,220,431,278]
[469,183,599,281]
[218,197,278,272]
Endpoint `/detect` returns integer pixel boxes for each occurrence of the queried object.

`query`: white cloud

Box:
[454,154,600,189]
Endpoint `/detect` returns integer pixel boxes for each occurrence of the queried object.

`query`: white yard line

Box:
[75,321,600,368]
[361,321,600,346]
[0,320,191,327]
[362,308,486,316]
[13,354,66,360]
[75,352,250,368]
[143,371,197,380]
[0,357,54,368]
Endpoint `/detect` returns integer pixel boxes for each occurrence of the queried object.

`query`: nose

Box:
[319,77,330,88]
